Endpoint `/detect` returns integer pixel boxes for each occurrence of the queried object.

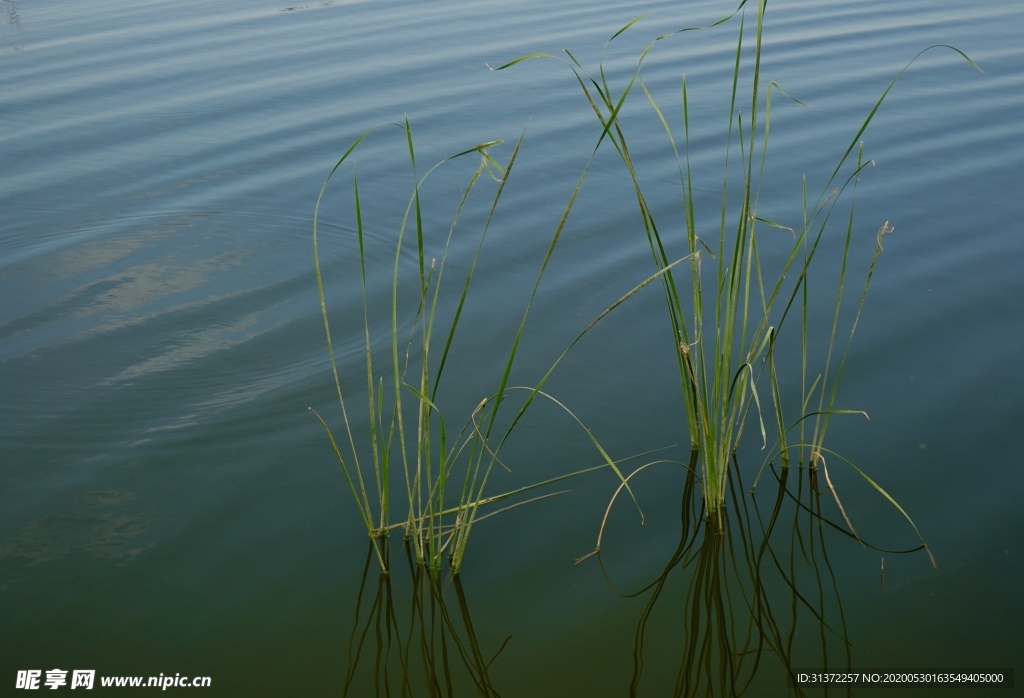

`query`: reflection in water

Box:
[344,543,505,697]
[591,453,926,697]
[4,1,19,30]
[0,490,153,568]
[339,455,935,695]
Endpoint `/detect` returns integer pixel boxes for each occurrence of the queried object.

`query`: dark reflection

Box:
[344,542,507,697]
[4,1,19,30]
[0,490,153,568]
[595,453,912,697]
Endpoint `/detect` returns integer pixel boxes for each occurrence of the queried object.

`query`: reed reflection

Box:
[343,543,506,697]
[590,452,927,697]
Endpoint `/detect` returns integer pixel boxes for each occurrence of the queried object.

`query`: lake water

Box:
[2,0,1022,695]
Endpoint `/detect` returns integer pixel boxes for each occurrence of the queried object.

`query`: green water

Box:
[2,0,1022,694]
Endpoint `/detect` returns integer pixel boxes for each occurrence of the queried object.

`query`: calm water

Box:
[2,0,1022,694]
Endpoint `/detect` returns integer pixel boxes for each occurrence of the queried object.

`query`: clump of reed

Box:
[311,119,526,572]
[312,119,633,572]
[494,0,979,538]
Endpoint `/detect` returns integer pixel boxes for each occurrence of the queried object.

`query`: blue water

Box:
[2,0,1022,694]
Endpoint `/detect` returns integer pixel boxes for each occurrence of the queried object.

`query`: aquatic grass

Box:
[494,1,980,535]
[312,117,531,571]
[312,118,646,572]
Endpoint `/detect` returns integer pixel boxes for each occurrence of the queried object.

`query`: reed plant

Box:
[494,0,979,534]
[312,119,526,571]
[312,119,639,572]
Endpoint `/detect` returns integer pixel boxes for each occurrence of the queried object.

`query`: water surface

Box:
[2,0,1022,694]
